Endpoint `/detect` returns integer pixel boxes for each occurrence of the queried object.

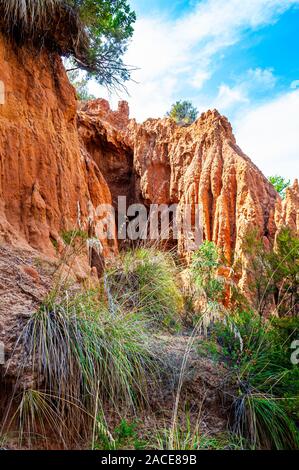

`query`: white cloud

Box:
[235,89,299,180]
[247,67,276,88]
[291,79,299,89]
[189,71,211,90]
[215,84,249,111]
[90,0,299,121]
[213,67,276,113]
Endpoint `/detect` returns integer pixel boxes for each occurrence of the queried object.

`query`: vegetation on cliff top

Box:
[0,0,136,89]
[167,100,199,126]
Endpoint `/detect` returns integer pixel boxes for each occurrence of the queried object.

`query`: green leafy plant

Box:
[196,339,220,362]
[167,101,198,125]
[190,241,225,301]
[61,229,88,246]
[269,175,291,199]
[94,418,146,450]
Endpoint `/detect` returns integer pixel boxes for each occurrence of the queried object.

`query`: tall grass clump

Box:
[6,289,155,447]
[214,312,299,449]
[157,420,213,450]
[157,427,241,450]
[155,409,244,450]
[188,237,299,449]
[106,248,184,330]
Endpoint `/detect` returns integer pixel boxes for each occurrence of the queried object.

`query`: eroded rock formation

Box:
[0,35,298,286]
[280,179,299,232]
[78,100,298,266]
[1,30,298,445]
[0,35,117,261]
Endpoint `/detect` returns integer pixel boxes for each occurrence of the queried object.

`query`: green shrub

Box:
[196,339,220,362]
[61,229,88,246]
[166,101,198,125]
[94,418,146,450]
[213,311,299,449]
[210,310,262,366]
[269,227,299,317]
[190,241,225,301]
[241,227,299,316]
[268,175,290,199]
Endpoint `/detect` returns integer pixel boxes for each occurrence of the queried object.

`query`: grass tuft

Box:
[106,248,184,330]
[8,289,156,447]
[232,393,299,450]
[215,312,299,449]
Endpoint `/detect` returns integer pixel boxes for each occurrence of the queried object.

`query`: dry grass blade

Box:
[0,0,88,55]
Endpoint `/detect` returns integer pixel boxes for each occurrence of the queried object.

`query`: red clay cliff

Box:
[0,34,298,279]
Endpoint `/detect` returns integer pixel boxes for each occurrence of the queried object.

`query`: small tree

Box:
[242,228,299,317]
[270,228,299,317]
[70,0,137,90]
[269,175,290,199]
[241,230,274,315]
[167,100,198,125]
[190,241,224,301]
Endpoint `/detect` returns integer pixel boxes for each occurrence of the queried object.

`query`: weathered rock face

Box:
[79,100,299,271]
[131,111,283,263]
[0,35,117,259]
[0,35,298,280]
[78,99,137,209]
[281,179,299,232]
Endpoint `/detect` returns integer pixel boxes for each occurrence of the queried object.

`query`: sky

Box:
[90,0,299,180]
